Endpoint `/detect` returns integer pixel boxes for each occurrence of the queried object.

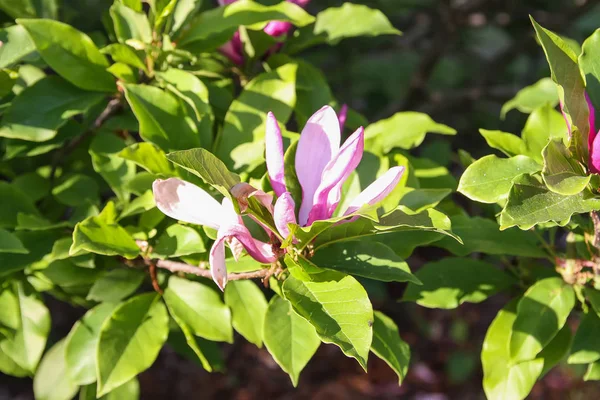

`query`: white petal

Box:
[152,178,226,230]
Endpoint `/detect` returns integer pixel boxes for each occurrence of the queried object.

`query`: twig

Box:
[148,258,278,281]
[49,97,122,183]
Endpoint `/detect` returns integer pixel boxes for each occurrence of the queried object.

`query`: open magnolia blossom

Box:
[152,105,403,291]
[266,105,405,227]
[217,0,311,65]
[153,179,278,290]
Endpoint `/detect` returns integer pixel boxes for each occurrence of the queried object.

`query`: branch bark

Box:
[149,259,277,281]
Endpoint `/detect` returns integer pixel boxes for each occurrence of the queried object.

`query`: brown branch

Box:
[149,258,279,281]
[50,97,123,183]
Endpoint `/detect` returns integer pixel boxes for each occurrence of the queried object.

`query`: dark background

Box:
[4,0,600,398]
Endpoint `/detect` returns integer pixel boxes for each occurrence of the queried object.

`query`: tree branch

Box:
[148,258,278,281]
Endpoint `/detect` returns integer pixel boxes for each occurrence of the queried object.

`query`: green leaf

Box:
[0,230,62,277]
[290,58,333,128]
[0,25,36,68]
[521,104,567,163]
[110,2,152,44]
[287,4,400,53]
[500,173,600,230]
[33,339,79,400]
[585,361,600,381]
[86,269,144,303]
[538,324,573,376]
[403,258,514,309]
[179,0,314,51]
[224,280,268,347]
[458,155,541,204]
[155,68,214,149]
[0,182,39,229]
[65,303,119,386]
[479,129,526,157]
[0,346,29,377]
[90,134,137,202]
[215,64,297,171]
[52,174,99,207]
[123,83,201,151]
[586,287,600,316]
[17,19,116,92]
[568,311,600,364]
[482,299,544,400]
[163,276,233,343]
[0,0,36,18]
[168,316,223,373]
[371,311,410,385]
[0,76,104,142]
[101,43,147,72]
[170,0,202,35]
[510,277,575,363]
[397,188,451,213]
[531,18,589,163]
[542,139,590,195]
[263,296,320,386]
[118,190,156,220]
[119,142,177,176]
[97,294,169,396]
[0,283,50,373]
[0,229,28,254]
[312,240,420,284]
[501,78,559,118]
[12,172,50,202]
[434,216,545,258]
[365,112,455,154]
[71,216,140,259]
[166,148,240,196]
[152,224,205,259]
[283,274,373,369]
[580,29,600,110]
[313,207,458,250]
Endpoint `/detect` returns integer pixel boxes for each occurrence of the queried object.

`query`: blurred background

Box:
[3,0,600,398]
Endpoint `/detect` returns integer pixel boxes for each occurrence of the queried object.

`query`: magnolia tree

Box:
[0,0,599,398]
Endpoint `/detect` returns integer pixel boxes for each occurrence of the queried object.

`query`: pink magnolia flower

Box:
[153,178,277,290]
[266,105,405,229]
[217,0,311,65]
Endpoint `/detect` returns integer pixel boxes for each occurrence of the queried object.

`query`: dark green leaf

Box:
[0,229,28,254]
[110,2,152,44]
[152,224,205,259]
[521,104,567,163]
[403,258,514,309]
[52,174,99,207]
[500,173,600,230]
[0,182,39,229]
[312,240,420,284]
[90,134,136,202]
[71,216,140,259]
[0,77,104,142]
[568,311,600,364]
[86,269,144,303]
[580,29,600,110]
[0,25,36,68]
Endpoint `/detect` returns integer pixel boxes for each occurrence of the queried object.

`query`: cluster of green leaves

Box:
[0,0,476,396]
[453,19,600,400]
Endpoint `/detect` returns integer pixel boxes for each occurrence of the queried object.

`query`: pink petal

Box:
[209,239,228,290]
[219,223,278,264]
[587,94,600,174]
[265,112,287,197]
[218,0,237,5]
[264,21,293,37]
[153,178,229,230]
[219,31,243,65]
[343,166,405,216]
[307,127,364,225]
[296,105,341,226]
[338,104,348,132]
[274,192,297,238]
[289,0,310,6]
